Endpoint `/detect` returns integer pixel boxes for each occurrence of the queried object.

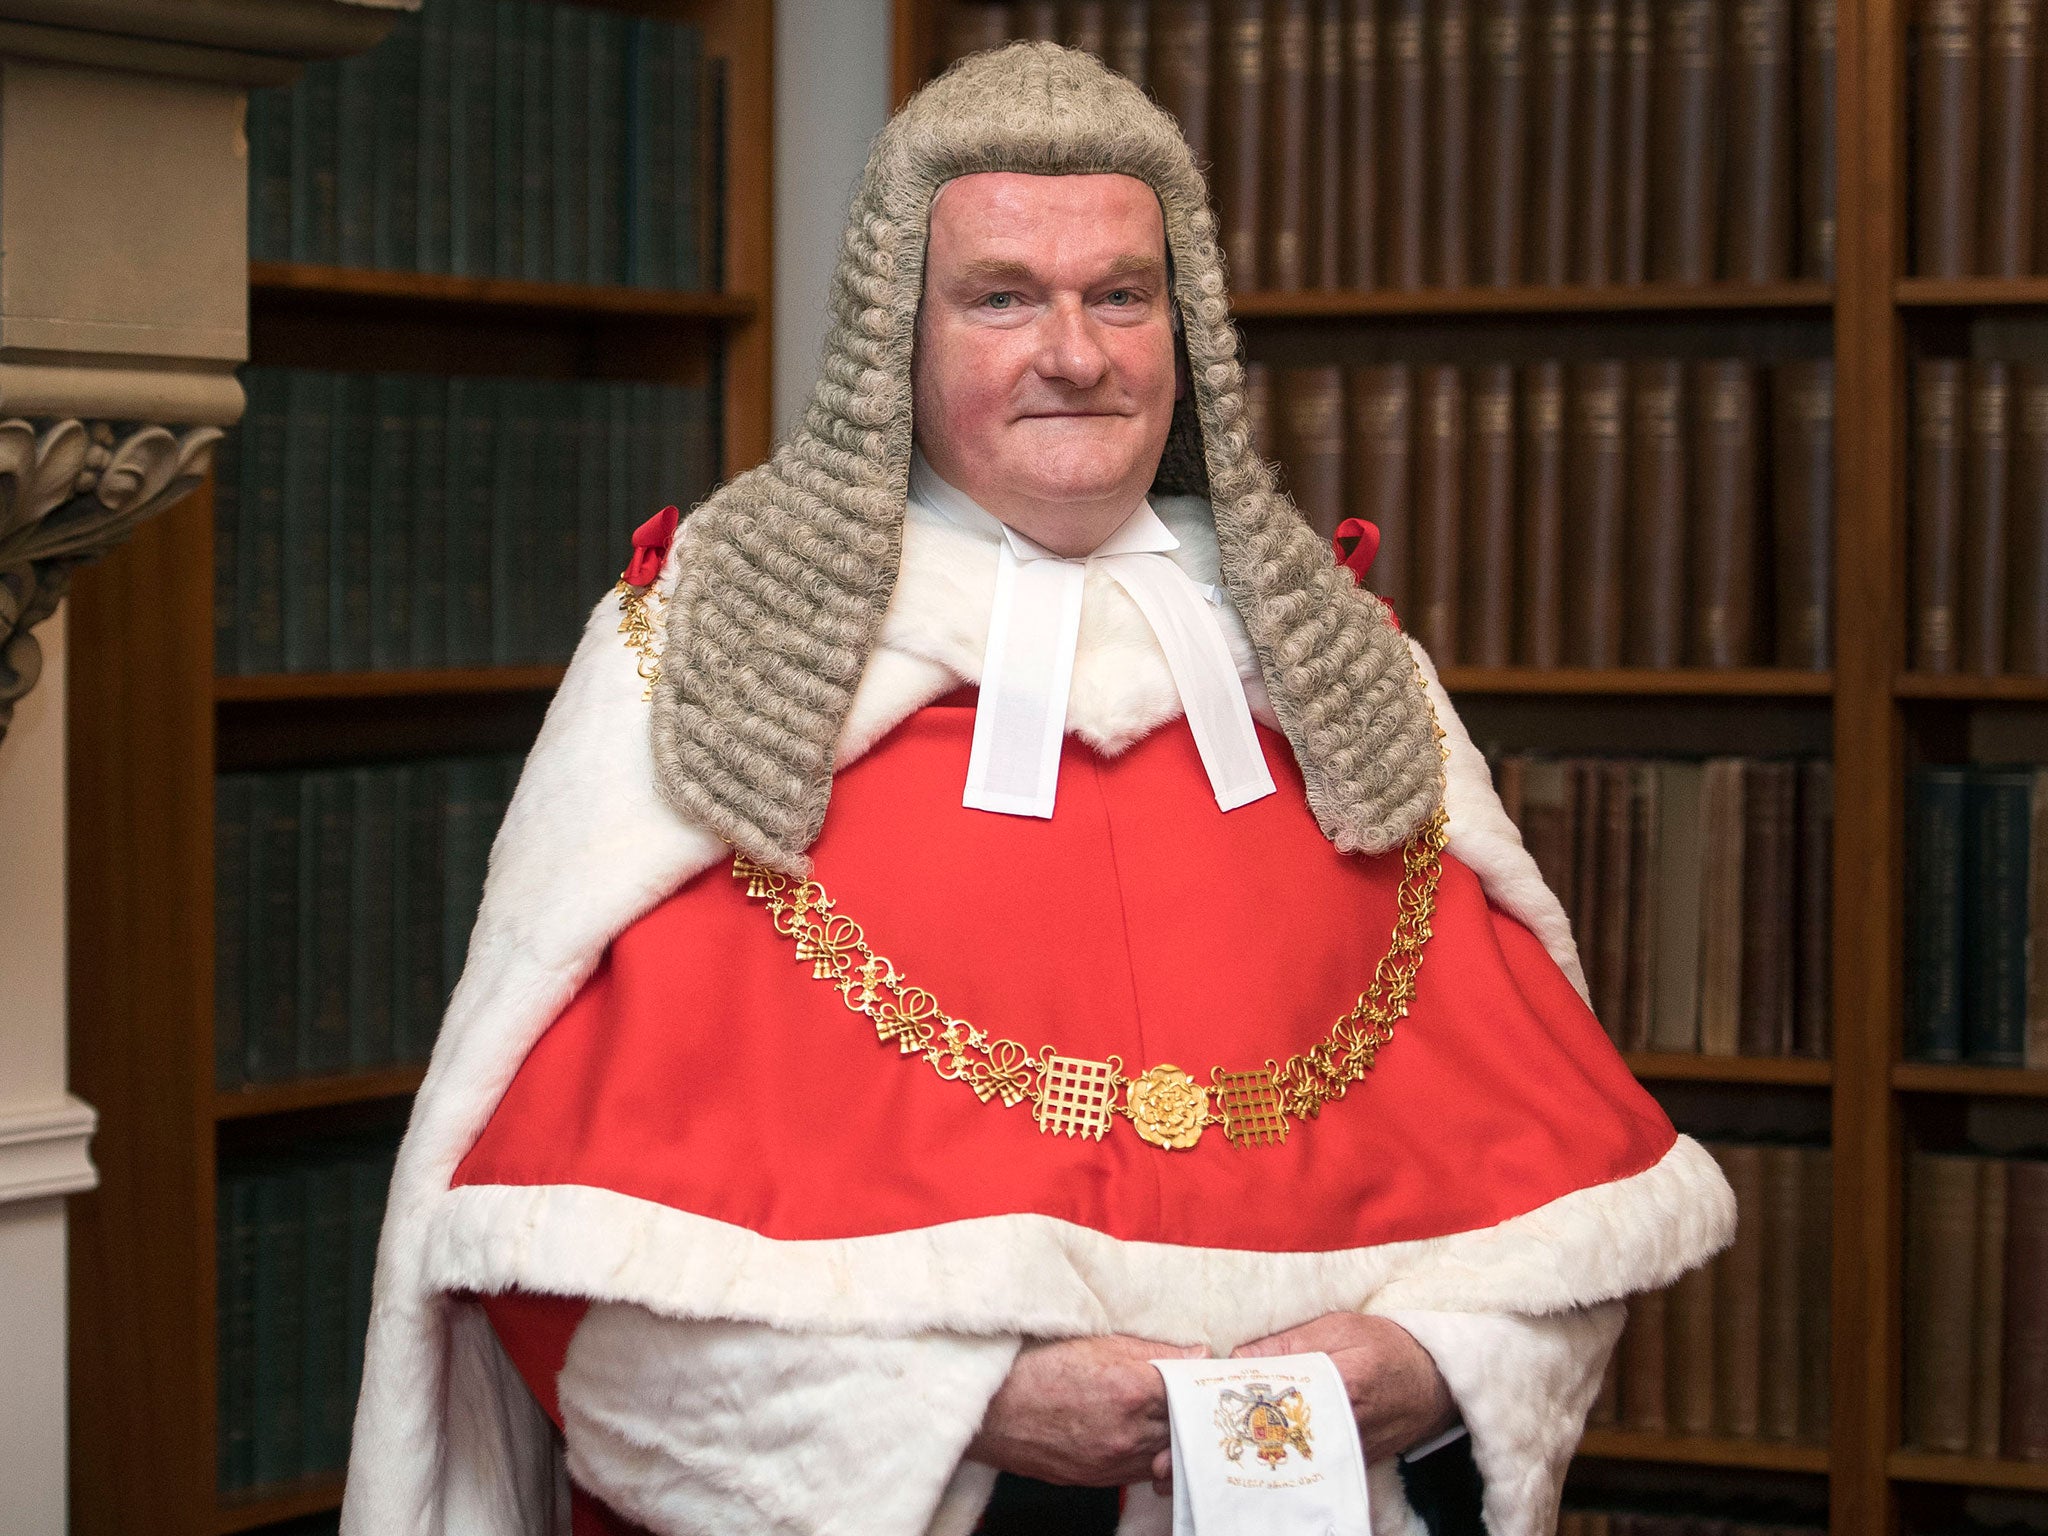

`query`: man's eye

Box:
[1104,290,1133,305]
[984,292,1016,309]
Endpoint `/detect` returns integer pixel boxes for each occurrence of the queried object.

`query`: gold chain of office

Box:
[729,796,1449,1152]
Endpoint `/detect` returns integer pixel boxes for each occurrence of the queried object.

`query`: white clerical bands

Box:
[907,450,1278,819]
[1149,1353,1373,1536]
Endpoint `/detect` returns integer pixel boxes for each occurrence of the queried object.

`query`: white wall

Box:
[0,608,97,1536]
[773,0,894,441]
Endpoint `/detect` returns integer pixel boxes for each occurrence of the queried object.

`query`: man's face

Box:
[911,171,1181,557]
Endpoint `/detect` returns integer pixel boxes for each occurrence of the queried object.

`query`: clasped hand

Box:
[964,1312,1457,1493]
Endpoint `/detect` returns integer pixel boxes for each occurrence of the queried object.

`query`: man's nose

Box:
[1034,297,1111,389]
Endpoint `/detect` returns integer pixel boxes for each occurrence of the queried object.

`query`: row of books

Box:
[249,0,723,289]
[1904,1152,2048,1463]
[213,366,719,677]
[1905,766,2048,1069]
[1912,0,2048,279]
[942,0,1838,290]
[1559,1516,1823,1536]
[213,754,521,1091]
[1244,358,1834,670]
[1493,756,1833,1059]
[1909,359,2048,678]
[1588,1141,1832,1444]
[216,1135,397,1493]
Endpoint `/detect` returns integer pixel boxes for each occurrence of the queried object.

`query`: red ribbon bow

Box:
[1332,517,1399,629]
[623,505,681,588]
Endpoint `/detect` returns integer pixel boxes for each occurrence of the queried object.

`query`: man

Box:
[342,42,1732,1536]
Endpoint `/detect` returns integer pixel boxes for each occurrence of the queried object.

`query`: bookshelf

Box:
[61,2,771,1533]
[865,1,2044,1534]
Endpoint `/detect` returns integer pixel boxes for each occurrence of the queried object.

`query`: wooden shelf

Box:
[1887,1450,2048,1490]
[1892,1063,2048,1098]
[249,261,759,323]
[214,1066,427,1122]
[1436,666,1833,698]
[1575,1428,1832,1473]
[1896,275,2048,309]
[1896,671,2048,701]
[215,1475,343,1534]
[1230,281,1832,320]
[1624,1053,1833,1086]
[214,666,567,703]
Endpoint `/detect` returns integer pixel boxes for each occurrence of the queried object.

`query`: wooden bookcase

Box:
[61,3,770,1533]
[894,2,2041,1535]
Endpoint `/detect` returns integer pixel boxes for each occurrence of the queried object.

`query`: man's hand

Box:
[966,1333,1204,1486]
[1228,1312,1458,1465]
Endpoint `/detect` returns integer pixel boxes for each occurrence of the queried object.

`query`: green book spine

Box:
[369,374,416,670]
[330,373,375,673]
[491,378,542,665]
[374,8,423,271]
[493,0,524,279]
[672,24,702,290]
[300,1157,354,1475]
[450,0,496,277]
[606,381,634,583]
[248,85,295,263]
[290,59,341,264]
[395,760,448,1062]
[251,1162,307,1486]
[213,415,242,674]
[1909,767,1970,1063]
[283,370,334,674]
[238,368,288,675]
[589,9,626,285]
[551,2,590,284]
[245,774,301,1084]
[643,20,677,289]
[445,376,497,667]
[345,1145,397,1410]
[336,48,378,267]
[409,375,450,668]
[576,381,612,612]
[296,772,355,1077]
[623,18,653,286]
[216,1168,259,1492]
[348,767,398,1071]
[1966,768,2033,1065]
[522,0,553,282]
[416,0,453,273]
[440,757,497,996]
[705,54,726,289]
[541,381,584,661]
[214,775,252,1091]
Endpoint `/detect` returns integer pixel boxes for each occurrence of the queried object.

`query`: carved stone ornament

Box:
[0,417,221,743]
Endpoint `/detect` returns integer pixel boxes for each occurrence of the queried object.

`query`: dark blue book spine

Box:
[410,375,450,668]
[245,774,301,1085]
[248,85,295,262]
[623,18,652,286]
[1908,767,1970,1063]
[296,772,354,1077]
[344,1146,396,1418]
[541,381,583,661]
[238,368,288,676]
[348,766,398,1072]
[215,1168,258,1492]
[522,0,554,282]
[491,378,542,665]
[213,416,241,675]
[1966,768,2033,1064]
[706,54,726,289]
[672,24,702,290]
[493,0,524,279]
[440,757,497,996]
[283,370,334,673]
[416,0,453,273]
[336,48,377,267]
[251,1162,307,1486]
[300,1158,354,1474]
[291,59,340,264]
[214,775,252,1091]
[445,376,497,666]
[394,760,448,1063]
[450,0,496,277]
[374,7,423,270]
[551,2,590,284]
[330,373,376,672]
[575,381,612,611]
[588,9,626,285]
[369,374,416,670]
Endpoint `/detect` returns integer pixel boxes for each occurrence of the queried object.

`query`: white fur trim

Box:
[555,1306,1018,1536]
[342,506,1699,1536]
[1382,1305,1626,1536]
[426,1136,1730,1342]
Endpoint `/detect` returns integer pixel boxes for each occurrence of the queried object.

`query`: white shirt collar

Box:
[906,447,1275,819]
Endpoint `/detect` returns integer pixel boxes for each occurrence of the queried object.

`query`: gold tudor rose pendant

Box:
[1127,1064,1210,1150]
